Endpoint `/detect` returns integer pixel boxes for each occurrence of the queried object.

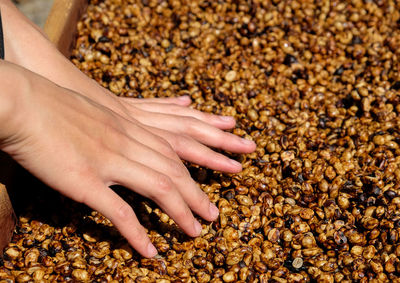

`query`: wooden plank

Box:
[0,151,18,255]
[0,184,15,256]
[44,0,87,56]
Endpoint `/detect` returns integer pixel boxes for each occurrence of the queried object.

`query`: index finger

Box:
[82,185,158,258]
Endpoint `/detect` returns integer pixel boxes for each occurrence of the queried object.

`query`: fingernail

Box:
[147,243,157,257]
[219,116,234,122]
[209,203,219,219]
[241,138,255,146]
[178,95,190,101]
[229,159,242,168]
[194,220,202,235]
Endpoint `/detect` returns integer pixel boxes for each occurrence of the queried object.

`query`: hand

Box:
[117,97,256,172]
[0,0,256,173]
[0,2,257,258]
[1,62,251,257]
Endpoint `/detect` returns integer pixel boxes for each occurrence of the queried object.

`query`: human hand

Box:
[0,62,252,257]
[117,96,257,172]
[0,0,256,173]
[0,1,257,258]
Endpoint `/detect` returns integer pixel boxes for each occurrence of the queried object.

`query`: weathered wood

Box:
[0,184,15,255]
[44,0,87,56]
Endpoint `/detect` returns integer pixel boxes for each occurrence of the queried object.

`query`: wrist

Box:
[0,61,28,149]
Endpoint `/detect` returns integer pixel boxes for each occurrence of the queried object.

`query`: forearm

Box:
[0,1,114,104]
[0,0,50,63]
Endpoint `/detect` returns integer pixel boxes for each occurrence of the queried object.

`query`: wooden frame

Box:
[0,150,18,255]
[0,184,15,256]
[44,0,88,57]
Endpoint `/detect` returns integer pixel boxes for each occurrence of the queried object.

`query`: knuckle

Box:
[169,160,188,179]
[170,135,182,148]
[193,191,210,211]
[199,111,212,121]
[114,131,129,147]
[101,126,126,150]
[115,202,134,221]
[212,131,227,148]
[128,225,146,243]
[73,169,100,204]
[74,190,87,205]
[155,174,173,195]
[175,207,193,224]
[158,136,171,148]
[102,121,120,139]
[183,117,200,133]
[169,104,183,112]
[171,134,189,150]
[158,137,175,155]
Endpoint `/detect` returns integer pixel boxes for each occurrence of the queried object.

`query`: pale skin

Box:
[0,0,256,257]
